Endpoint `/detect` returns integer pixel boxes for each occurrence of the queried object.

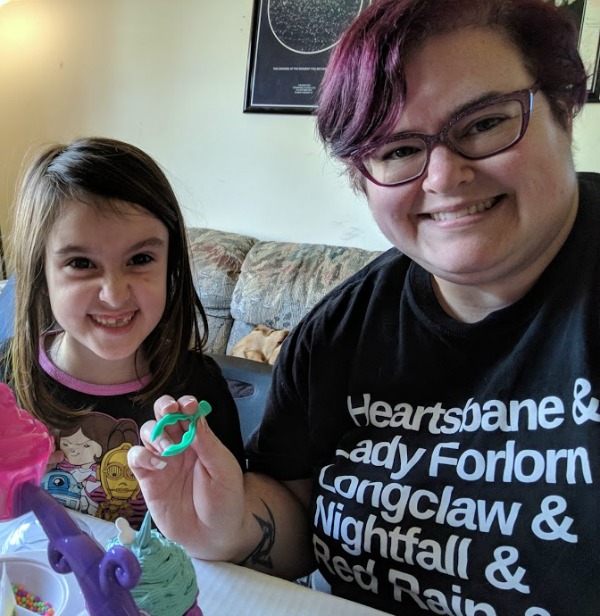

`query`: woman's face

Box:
[365,27,578,307]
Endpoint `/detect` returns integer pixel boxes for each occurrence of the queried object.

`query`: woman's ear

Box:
[563,106,574,138]
[555,98,574,137]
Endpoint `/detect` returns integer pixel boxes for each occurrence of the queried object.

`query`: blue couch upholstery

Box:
[0,274,15,344]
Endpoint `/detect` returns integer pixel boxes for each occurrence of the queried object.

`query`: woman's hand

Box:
[128,395,246,561]
[129,394,315,577]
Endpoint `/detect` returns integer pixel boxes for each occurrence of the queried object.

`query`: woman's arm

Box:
[235,473,314,579]
[128,395,315,580]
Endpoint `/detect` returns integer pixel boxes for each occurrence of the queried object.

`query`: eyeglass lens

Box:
[362,98,526,186]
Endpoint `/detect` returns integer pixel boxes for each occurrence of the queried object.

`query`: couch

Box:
[0,228,382,351]
[187,228,382,357]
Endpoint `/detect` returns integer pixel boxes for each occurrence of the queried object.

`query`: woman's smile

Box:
[426,196,501,222]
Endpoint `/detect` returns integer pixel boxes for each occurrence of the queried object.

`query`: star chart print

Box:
[555,0,599,100]
[245,0,370,113]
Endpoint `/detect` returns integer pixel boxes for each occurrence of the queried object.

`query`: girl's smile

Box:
[89,312,137,330]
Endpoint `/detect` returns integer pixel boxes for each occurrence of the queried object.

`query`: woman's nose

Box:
[98,274,130,306]
[421,144,475,193]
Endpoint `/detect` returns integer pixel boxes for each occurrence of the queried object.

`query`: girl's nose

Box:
[421,144,475,193]
[98,274,130,306]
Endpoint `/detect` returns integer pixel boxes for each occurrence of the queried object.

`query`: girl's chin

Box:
[86,344,140,364]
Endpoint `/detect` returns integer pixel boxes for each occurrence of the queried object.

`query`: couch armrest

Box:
[208,353,272,443]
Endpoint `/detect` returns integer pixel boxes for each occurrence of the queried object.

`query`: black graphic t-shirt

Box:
[248,173,600,615]
[34,345,245,529]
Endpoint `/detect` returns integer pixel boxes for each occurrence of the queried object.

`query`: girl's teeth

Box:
[94,315,134,327]
[431,200,494,221]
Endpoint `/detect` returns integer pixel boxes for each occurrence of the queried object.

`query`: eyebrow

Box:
[447,89,507,119]
[385,88,515,140]
[52,237,167,256]
[62,437,94,445]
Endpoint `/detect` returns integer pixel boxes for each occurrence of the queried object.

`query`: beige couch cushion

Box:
[228,241,379,352]
[188,228,258,353]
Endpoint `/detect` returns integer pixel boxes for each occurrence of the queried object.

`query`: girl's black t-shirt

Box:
[1,348,244,528]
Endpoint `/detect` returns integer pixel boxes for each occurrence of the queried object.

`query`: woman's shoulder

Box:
[278,247,411,360]
[335,246,407,288]
[565,172,600,254]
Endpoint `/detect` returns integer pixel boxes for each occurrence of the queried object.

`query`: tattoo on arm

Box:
[239,498,276,569]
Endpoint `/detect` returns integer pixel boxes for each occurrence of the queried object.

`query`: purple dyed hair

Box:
[317,0,588,187]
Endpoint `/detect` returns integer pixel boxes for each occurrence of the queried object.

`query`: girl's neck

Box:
[47,331,149,386]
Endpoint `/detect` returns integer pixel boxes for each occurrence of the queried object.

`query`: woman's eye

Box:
[388,145,421,160]
[377,142,423,162]
[466,115,506,135]
[129,253,153,266]
[67,258,93,269]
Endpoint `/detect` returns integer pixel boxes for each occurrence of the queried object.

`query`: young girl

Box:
[0,137,245,527]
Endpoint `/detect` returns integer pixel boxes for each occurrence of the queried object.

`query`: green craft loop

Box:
[150,400,213,457]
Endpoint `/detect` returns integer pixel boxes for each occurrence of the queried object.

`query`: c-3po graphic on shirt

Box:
[42,412,146,527]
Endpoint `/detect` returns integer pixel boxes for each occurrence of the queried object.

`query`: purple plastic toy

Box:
[0,383,145,616]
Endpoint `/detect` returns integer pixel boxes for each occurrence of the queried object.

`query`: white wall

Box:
[0,0,598,253]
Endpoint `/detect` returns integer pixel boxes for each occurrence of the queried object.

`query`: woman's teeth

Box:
[430,199,495,221]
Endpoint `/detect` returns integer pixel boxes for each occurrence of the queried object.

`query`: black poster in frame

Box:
[244,0,371,114]
[244,0,599,113]
[558,0,600,101]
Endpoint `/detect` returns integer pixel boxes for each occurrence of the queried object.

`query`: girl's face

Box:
[44,200,169,383]
[364,27,578,315]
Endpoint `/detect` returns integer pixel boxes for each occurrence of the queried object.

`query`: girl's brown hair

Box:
[6,137,208,427]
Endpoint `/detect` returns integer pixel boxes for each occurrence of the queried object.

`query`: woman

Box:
[129,1,599,613]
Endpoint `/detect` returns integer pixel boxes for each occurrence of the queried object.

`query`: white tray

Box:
[0,550,86,615]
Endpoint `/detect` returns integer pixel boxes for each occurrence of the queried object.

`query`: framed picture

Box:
[244,0,600,112]
[244,0,371,114]
[557,0,600,101]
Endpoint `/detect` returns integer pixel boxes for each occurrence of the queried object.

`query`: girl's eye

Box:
[129,253,153,266]
[67,258,93,269]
